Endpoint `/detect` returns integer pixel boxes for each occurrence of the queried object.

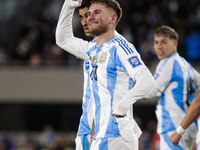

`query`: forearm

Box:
[170,93,200,145]
[56,0,74,49]
[180,93,200,129]
[56,0,89,58]
[113,68,155,115]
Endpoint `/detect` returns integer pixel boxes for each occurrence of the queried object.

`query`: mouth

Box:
[84,27,89,33]
[88,21,97,27]
[158,52,163,55]
[157,51,163,56]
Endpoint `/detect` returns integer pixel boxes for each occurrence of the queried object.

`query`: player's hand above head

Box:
[68,0,82,8]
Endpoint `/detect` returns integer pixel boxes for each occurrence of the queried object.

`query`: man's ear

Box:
[174,41,178,47]
[110,14,118,25]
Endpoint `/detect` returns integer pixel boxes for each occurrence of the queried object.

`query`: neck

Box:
[94,29,115,46]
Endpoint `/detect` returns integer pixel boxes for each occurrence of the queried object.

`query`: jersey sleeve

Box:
[113,43,155,115]
[55,0,89,61]
[192,67,200,92]
[145,59,173,99]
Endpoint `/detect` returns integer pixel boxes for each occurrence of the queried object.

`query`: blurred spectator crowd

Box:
[0,0,200,68]
[0,126,76,150]
[0,120,159,150]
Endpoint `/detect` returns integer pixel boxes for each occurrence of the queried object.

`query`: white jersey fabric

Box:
[75,61,93,150]
[197,116,200,150]
[145,52,200,149]
[56,0,155,144]
[77,61,93,137]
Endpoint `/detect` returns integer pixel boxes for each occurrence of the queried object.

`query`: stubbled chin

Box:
[158,55,165,60]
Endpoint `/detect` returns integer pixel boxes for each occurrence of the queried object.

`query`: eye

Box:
[86,12,91,16]
[95,10,101,14]
[162,41,167,44]
[79,16,83,20]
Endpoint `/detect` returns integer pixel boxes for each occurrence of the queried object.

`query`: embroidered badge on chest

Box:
[92,53,99,64]
[99,52,108,64]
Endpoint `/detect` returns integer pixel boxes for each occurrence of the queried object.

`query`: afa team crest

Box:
[99,52,108,64]
[92,53,99,64]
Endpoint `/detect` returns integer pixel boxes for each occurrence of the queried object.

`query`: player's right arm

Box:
[55,0,89,61]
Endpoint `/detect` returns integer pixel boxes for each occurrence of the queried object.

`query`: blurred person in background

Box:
[144,25,200,150]
[169,93,200,148]
[75,0,94,150]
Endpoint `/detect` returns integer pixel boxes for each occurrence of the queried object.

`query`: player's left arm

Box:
[113,46,155,116]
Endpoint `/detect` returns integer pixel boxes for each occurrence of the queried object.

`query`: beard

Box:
[89,22,109,36]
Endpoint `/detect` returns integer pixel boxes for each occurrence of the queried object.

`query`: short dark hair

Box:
[79,0,92,9]
[90,0,122,23]
[154,25,179,41]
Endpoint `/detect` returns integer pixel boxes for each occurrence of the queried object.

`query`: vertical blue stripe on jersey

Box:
[129,78,134,90]
[81,135,90,150]
[162,133,184,150]
[99,138,108,150]
[105,48,120,138]
[90,45,103,138]
[171,60,185,112]
[161,94,176,133]
[78,61,92,136]
[92,81,101,138]
[87,45,96,57]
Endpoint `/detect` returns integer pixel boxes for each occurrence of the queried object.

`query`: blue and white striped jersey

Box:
[84,35,148,139]
[150,52,200,135]
[77,61,93,136]
[77,32,134,137]
[56,0,155,140]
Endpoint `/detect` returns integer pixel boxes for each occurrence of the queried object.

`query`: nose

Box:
[156,42,162,49]
[82,18,88,26]
[87,13,94,22]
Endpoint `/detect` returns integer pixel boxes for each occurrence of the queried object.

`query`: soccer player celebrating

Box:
[56,0,155,149]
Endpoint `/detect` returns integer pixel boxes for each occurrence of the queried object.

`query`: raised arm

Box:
[55,0,89,60]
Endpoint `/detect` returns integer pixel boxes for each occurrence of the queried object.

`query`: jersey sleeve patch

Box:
[128,56,142,68]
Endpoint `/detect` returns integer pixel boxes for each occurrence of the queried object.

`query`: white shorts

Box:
[159,130,196,150]
[90,136,138,150]
[75,134,91,150]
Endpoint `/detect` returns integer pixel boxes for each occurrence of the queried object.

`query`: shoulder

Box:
[110,36,137,55]
[157,56,174,72]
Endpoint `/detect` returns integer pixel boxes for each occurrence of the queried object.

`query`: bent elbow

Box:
[146,72,156,92]
[55,31,63,48]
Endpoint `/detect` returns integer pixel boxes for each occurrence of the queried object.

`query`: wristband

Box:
[176,126,185,135]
